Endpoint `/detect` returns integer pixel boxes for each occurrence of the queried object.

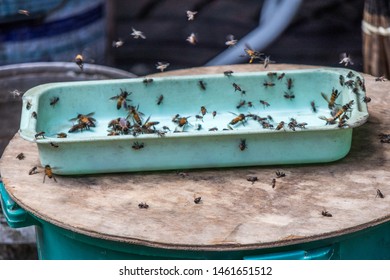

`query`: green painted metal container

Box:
[1,182,390,260]
[19,68,368,175]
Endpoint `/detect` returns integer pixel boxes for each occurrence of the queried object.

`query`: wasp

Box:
[75,54,84,70]
[247,176,258,184]
[43,165,57,183]
[236,100,246,109]
[275,121,285,130]
[69,112,96,127]
[200,106,207,116]
[50,97,59,107]
[143,78,154,85]
[28,166,38,175]
[35,131,45,139]
[16,153,25,160]
[50,142,59,148]
[110,89,132,110]
[229,113,246,126]
[224,70,233,76]
[278,73,285,80]
[156,94,164,105]
[376,189,385,198]
[194,196,202,204]
[321,88,340,109]
[283,92,295,100]
[138,202,149,209]
[286,78,294,90]
[260,100,270,108]
[127,105,144,125]
[31,111,37,119]
[275,171,285,178]
[271,178,276,189]
[198,80,206,91]
[57,132,67,138]
[321,210,332,217]
[239,139,247,151]
[243,44,264,63]
[132,142,145,150]
[310,101,317,113]
[332,100,354,121]
[263,81,275,88]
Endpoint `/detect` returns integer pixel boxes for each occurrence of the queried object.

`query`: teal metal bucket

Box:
[1,182,390,260]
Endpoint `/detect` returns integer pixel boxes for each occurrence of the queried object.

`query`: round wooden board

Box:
[1,64,390,251]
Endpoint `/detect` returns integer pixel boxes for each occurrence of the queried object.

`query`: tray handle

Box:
[243,245,335,260]
[0,181,38,228]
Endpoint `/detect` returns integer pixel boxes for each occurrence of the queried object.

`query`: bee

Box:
[275,121,285,130]
[310,101,317,113]
[375,75,387,82]
[69,112,96,127]
[107,130,120,136]
[263,81,275,88]
[132,141,145,150]
[267,72,277,78]
[35,131,45,139]
[156,94,164,105]
[225,34,237,47]
[173,116,191,129]
[26,101,32,110]
[110,89,132,110]
[194,196,202,204]
[262,55,274,68]
[131,27,146,39]
[297,122,308,129]
[260,100,270,108]
[177,171,189,178]
[346,71,355,78]
[243,44,263,63]
[127,105,144,125]
[16,153,25,160]
[339,52,354,66]
[271,178,276,189]
[236,100,246,109]
[247,101,254,108]
[286,78,294,90]
[68,123,86,133]
[332,100,354,121]
[28,166,38,175]
[212,111,217,118]
[288,118,298,131]
[50,142,59,148]
[57,132,67,138]
[275,171,285,178]
[229,113,246,126]
[198,80,206,91]
[239,139,247,151]
[362,96,371,103]
[379,133,390,143]
[376,189,385,198]
[112,39,124,48]
[321,210,332,217]
[18,9,30,16]
[186,32,198,45]
[283,92,295,100]
[138,202,149,209]
[344,80,355,88]
[321,88,340,109]
[31,111,37,119]
[224,70,233,76]
[50,97,59,107]
[232,82,242,92]
[355,76,365,91]
[247,176,258,184]
[43,165,57,183]
[209,127,218,131]
[339,75,345,86]
[319,116,337,125]
[186,10,198,21]
[155,62,170,72]
[75,54,84,70]
[278,72,285,80]
[143,78,154,85]
[200,106,207,116]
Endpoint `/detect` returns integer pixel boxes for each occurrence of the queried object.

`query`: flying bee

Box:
[275,121,285,130]
[229,113,246,126]
[200,106,207,116]
[239,139,247,151]
[321,88,340,109]
[376,189,385,198]
[322,210,332,217]
[225,34,237,47]
[362,96,371,103]
[132,141,145,150]
[131,27,146,39]
[155,62,170,72]
[332,100,354,121]
[18,9,30,16]
[232,82,242,92]
[339,52,354,66]
[127,105,144,125]
[156,94,164,105]
[56,132,67,138]
[243,43,264,63]
[271,178,276,189]
[283,92,295,100]
[74,54,84,70]
[310,101,318,113]
[260,100,270,108]
[236,99,246,109]
[143,78,154,85]
[43,165,57,183]
[278,73,285,80]
[110,89,132,110]
[16,153,25,160]
[50,97,59,107]
[275,171,285,178]
[186,32,198,45]
[186,10,198,21]
[28,166,38,175]
[339,75,345,86]
[263,81,275,88]
[288,118,298,131]
[262,55,275,68]
[286,78,294,90]
[247,176,258,184]
[224,70,233,76]
[194,196,202,204]
[198,80,206,91]
[69,112,96,127]
[138,202,149,209]
[112,39,124,48]
[35,131,45,139]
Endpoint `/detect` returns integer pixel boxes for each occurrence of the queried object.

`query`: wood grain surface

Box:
[1,64,390,251]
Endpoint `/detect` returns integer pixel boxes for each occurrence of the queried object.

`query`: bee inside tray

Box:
[19,68,369,175]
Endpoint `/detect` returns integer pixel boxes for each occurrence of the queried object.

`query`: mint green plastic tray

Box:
[19,68,369,175]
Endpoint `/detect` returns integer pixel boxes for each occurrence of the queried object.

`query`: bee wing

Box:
[320,92,330,103]
[85,112,95,117]
[109,95,119,100]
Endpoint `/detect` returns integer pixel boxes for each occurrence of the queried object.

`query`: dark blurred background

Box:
[0,0,368,259]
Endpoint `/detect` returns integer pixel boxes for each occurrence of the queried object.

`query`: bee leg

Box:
[53,176,57,183]
[43,174,46,183]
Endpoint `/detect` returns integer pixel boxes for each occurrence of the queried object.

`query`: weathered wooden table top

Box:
[1,64,390,251]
